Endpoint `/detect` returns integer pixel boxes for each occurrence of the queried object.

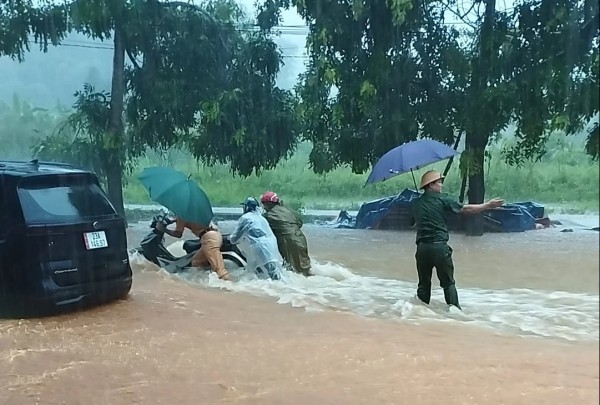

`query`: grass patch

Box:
[123,140,599,214]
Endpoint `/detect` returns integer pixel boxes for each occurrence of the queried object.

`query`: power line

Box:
[38,21,479,52]
[34,40,310,58]
[29,7,521,55]
[50,42,113,50]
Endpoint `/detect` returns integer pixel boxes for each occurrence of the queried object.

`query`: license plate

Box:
[83,231,108,250]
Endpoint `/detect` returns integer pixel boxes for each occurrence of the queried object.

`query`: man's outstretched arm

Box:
[459,198,504,215]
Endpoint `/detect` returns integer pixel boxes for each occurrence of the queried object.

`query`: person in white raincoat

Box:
[229,197,283,280]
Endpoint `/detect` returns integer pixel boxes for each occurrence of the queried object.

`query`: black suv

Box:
[0,160,132,317]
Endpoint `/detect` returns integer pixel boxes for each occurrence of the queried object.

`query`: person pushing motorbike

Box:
[156,217,231,281]
[229,197,283,280]
[260,191,312,277]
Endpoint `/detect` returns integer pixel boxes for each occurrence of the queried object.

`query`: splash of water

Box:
[129,249,599,342]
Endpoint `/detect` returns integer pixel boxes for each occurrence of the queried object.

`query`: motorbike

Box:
[138,213,247,274]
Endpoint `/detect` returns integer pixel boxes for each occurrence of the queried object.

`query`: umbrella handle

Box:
[410,169,419,192]
[388,168,420,192]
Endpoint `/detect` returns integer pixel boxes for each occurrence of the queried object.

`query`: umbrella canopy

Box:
[365,139,459,187]
[138,166,213,226]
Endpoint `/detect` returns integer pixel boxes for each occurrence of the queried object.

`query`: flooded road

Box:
[1,215,598,404]
[306,222,600,293]
[125,217,599,342]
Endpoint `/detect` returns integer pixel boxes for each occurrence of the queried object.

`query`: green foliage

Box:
[124,0,235,150]
[487,134,599,209]
[3,0,298,214]
[499,0,599,165]
[31,84,139,183]
[191,30,299,176]
[0,0,70,61]
[261,0,464,174]
[4,0,597,215]
[585,123,599,159]
[69,0,116,39]
[1,98,596,213]
[122,138,599,213]
[258,0,599,206]
[121,0,299,176]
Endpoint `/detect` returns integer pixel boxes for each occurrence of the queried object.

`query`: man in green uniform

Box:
[412,170,504,309]
[260,191,312,276]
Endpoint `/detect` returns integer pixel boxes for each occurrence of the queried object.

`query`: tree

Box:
[452,0,599,233]
[124,0,299,176]
[3,0,145,218]
[259,0,464,174]
[32,84,139,189]
[3,0,299,217]
[187,31,299,175]
[503,0,599,161]
[0,0,70,62]
[259,0,598,234]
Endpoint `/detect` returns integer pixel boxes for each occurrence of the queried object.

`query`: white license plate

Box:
[83,231,108,250]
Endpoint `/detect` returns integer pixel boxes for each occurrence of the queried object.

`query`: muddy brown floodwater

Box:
[1,217,598,404]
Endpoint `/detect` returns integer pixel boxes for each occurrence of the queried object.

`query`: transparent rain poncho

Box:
[229,210,283,280]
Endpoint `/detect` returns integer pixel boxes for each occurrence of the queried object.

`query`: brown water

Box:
[306,224,600,293]
[1,217,599,404]
[126,219,599,341]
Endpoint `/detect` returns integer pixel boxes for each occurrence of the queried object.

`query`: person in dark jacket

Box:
[260,191,312,276]
[412,170,504,309]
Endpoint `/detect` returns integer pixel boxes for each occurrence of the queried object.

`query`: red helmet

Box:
[260,191,280,204]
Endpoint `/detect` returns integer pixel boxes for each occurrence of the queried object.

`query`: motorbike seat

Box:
[183,239,201,253]
[182,234,236,254]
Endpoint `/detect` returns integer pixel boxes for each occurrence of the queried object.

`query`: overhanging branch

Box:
[126,48,140,69]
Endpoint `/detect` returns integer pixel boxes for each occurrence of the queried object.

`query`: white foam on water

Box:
[129,252,599,342]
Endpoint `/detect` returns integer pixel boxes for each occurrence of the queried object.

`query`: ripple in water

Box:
[129,244,599,343]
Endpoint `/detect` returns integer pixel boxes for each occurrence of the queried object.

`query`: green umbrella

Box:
[138,166,213,226]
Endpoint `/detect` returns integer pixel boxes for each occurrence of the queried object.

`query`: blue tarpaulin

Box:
[484,201,544,232]
[333,189,545,232]
[355,188,420,229]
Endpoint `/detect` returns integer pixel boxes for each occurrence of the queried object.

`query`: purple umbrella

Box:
[365,139,459,189]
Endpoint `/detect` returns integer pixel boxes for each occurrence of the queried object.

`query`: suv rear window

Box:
[17,175,117,224]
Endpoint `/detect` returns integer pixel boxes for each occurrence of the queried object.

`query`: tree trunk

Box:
[464,145,486,235]
[464,0,496,236]
[458,172,467,203]
[106,26,127,221]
